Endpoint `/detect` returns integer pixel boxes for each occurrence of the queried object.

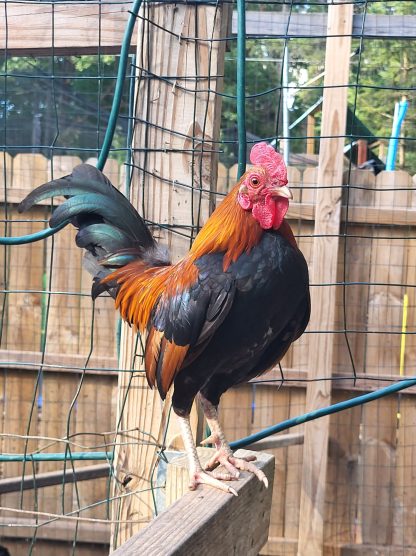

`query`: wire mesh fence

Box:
[1,0,416,554]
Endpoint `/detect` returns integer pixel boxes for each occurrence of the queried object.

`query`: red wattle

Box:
[252,195,289,230]
[252,195,275,229]
[272,197,289,230]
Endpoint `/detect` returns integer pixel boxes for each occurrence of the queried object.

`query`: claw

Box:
[229,455,268,486]
[189,470,238,496]
[205,449,240,479]
[203,449,268,488]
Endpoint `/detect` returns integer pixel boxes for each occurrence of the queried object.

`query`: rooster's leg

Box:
[199,394,268,487]
[177,415,238,496]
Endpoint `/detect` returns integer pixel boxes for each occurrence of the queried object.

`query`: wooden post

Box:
[306,115,315,156]
[110,1,230,549]
[357,139,368,166]
[298,3,353,555]
[112,449,274,556]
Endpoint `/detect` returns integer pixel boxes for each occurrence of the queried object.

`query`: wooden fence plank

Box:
[38,373,80,515]
[334,169,375,376]
[359,398,397,545]
[366,171,412,377]
[74,375,116,519]
[324,391,361,547]
[355,170,411,547]
[298,4,353,554]
[0,370,39,514]
[392,395,416,547]
[283,389,306,545]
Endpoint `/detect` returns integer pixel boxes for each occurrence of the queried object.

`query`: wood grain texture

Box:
[334,169,375,376]
[1,6,415,56]
[232,11,416,39]
[0,463,110,494]
[0,0,133,55]
[112,449,274,556]
[298,3,353,554]
[0,370,39,514]
[0,516,109,544]
[392,395,416,547]
[74,375,116,519]
[324,391,361,547]
[355,171,410,546]
[0,348,117,375]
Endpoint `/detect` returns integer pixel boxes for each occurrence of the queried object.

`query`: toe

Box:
[190,470,238,496]
[229,457,268,486]
[200,435,215,446]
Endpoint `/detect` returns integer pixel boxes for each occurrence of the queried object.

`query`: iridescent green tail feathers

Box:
[18,164,170,298]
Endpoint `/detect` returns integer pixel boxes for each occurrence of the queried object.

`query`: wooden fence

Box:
[1,153,416,554]
[0,153,120,555]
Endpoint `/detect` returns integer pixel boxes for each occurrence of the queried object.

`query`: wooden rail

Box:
[2,4,416,57]
[112,449,274,556]
[0,0,133,55]
[0,463,110,494]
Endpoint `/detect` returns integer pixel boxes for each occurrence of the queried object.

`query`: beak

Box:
[269,184,293,200]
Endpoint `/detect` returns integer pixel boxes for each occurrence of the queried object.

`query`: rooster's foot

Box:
[204,447,268,488]
[189,469,238,496]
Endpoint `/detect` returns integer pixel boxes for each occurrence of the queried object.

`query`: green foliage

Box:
[0,55,128,161]
[2,1,415,174]
[220,1,416,173]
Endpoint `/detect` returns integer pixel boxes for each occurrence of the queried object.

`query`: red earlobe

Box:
[238,191,253,210]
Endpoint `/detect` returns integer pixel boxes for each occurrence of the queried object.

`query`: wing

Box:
[144,255,235,399]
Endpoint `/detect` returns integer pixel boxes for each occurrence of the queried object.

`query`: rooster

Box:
[19,143,310,495]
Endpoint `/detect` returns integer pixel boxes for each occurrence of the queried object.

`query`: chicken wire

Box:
[0,0,416,554]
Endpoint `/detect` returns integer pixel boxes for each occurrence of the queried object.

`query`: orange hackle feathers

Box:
[190,183,263,271]
[102,178,266,397]
[104,257,199,331]
[105,180,264,332]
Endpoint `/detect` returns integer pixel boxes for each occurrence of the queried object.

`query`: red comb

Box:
[250,142,287,184]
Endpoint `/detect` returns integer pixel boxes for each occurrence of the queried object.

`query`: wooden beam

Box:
[0,1,133,56]
[0,348,117,376]
[253,367,416,395]
[0,463,110,494]
[357,139,368,166]
[261,539,416,556]
[306,115,315,156]
[112,449,274,556]
[246,432,304,451]
[298,4,353,555]
[288,201,416,228]
[3,6,416,57]
[233,12,416,39]
[0,516,110,544]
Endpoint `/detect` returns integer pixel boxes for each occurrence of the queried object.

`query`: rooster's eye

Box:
[250,176,260,187]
